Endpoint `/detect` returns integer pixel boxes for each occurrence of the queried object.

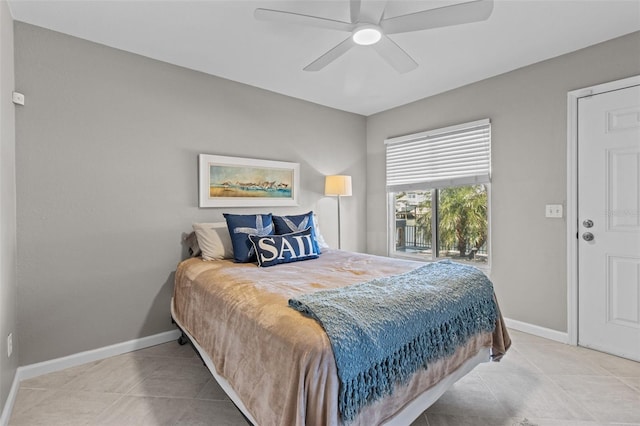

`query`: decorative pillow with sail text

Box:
[249,227,319,267]
[224,213,274,263]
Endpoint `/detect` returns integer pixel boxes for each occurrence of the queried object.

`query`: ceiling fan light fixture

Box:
[352,26,382,46]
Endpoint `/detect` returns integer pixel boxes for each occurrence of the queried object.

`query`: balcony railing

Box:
[396,224,431,250]
[395,223,487,261]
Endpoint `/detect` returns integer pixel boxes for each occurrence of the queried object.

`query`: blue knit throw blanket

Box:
[288,260,498,423]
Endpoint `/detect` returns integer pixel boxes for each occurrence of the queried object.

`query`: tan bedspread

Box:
[173,250,510,426]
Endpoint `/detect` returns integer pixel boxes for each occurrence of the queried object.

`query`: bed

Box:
[171,243,510,426]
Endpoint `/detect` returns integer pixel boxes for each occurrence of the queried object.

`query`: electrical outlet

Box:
[12,92,24,106]
[7,333,12,358]
[545,204,563,218]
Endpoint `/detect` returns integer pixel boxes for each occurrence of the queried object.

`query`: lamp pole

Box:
[337,195,342,249]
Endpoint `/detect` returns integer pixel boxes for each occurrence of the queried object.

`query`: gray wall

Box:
[366,31,640,332]
[0,0,18,413]
[10,18,640,368]
[14,23,366,365]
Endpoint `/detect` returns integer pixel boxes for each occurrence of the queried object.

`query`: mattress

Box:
[172,249,510,425]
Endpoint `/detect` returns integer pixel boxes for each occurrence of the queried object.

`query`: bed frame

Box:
[171,299,490,426]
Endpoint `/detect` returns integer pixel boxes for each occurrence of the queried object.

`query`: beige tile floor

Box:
[8,329,640,426]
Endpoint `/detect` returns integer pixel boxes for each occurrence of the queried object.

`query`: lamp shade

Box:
[325,175,352,196]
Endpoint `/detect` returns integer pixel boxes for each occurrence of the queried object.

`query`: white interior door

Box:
[578,84,640,361]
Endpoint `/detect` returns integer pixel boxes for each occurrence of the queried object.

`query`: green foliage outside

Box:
[412,185,488,257]
[439,185,488,256]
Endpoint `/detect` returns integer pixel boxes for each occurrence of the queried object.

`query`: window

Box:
[386,120,491,265]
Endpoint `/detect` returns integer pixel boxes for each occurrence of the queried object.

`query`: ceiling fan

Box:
[254,0,494,73]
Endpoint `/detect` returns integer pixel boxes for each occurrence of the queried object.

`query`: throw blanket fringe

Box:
[289,260,498,423]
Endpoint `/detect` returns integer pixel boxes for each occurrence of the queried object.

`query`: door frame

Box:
[566,75,640,346]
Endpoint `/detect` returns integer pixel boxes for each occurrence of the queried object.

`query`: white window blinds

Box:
[385,119,491,192]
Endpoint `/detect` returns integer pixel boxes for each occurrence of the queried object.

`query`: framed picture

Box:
[199,154,300,207]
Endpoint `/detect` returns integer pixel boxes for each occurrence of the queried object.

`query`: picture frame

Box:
[199,154,300,208]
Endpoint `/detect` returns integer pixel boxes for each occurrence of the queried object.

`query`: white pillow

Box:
[312,213,330,250]
[192,222,234,260]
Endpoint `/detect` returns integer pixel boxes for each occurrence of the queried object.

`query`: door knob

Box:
[582,232,594,242]
[583,219,594,228]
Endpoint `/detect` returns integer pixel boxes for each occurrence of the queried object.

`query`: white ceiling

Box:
[7,0,640,116]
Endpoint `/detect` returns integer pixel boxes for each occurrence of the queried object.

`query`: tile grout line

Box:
[478,340,601,424]
[504,344,546,376]
[614,376,640,393]
[475,370,518,421]
[91,393,128,425]
[544,373,603,423]
[422,411,431,426]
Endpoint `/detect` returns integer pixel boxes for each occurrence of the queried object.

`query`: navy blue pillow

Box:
[224,213,274,263]
[273,211,321,254]
[249,227,319,267]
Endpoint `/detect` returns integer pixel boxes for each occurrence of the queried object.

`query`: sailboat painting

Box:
[199,154,299,207]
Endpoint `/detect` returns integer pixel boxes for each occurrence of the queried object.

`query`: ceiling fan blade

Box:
[381,0,494,35]
[359,0,388,24]
[372,35,418,74]
[255,8,355,33]
[304,37,356,72]
[350,0,361,24]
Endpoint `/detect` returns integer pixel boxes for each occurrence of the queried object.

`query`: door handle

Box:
[583,219,594,228]
[582,232,594,242]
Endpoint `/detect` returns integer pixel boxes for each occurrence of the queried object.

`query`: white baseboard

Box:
[16,329,181,381]
[504,317,569,344]
[0,329,181,426]
[0,370,21,426]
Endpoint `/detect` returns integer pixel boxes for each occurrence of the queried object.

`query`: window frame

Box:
[385,119,492,271]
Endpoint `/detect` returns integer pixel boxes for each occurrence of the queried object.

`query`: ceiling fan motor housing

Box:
[352,24,382,45]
